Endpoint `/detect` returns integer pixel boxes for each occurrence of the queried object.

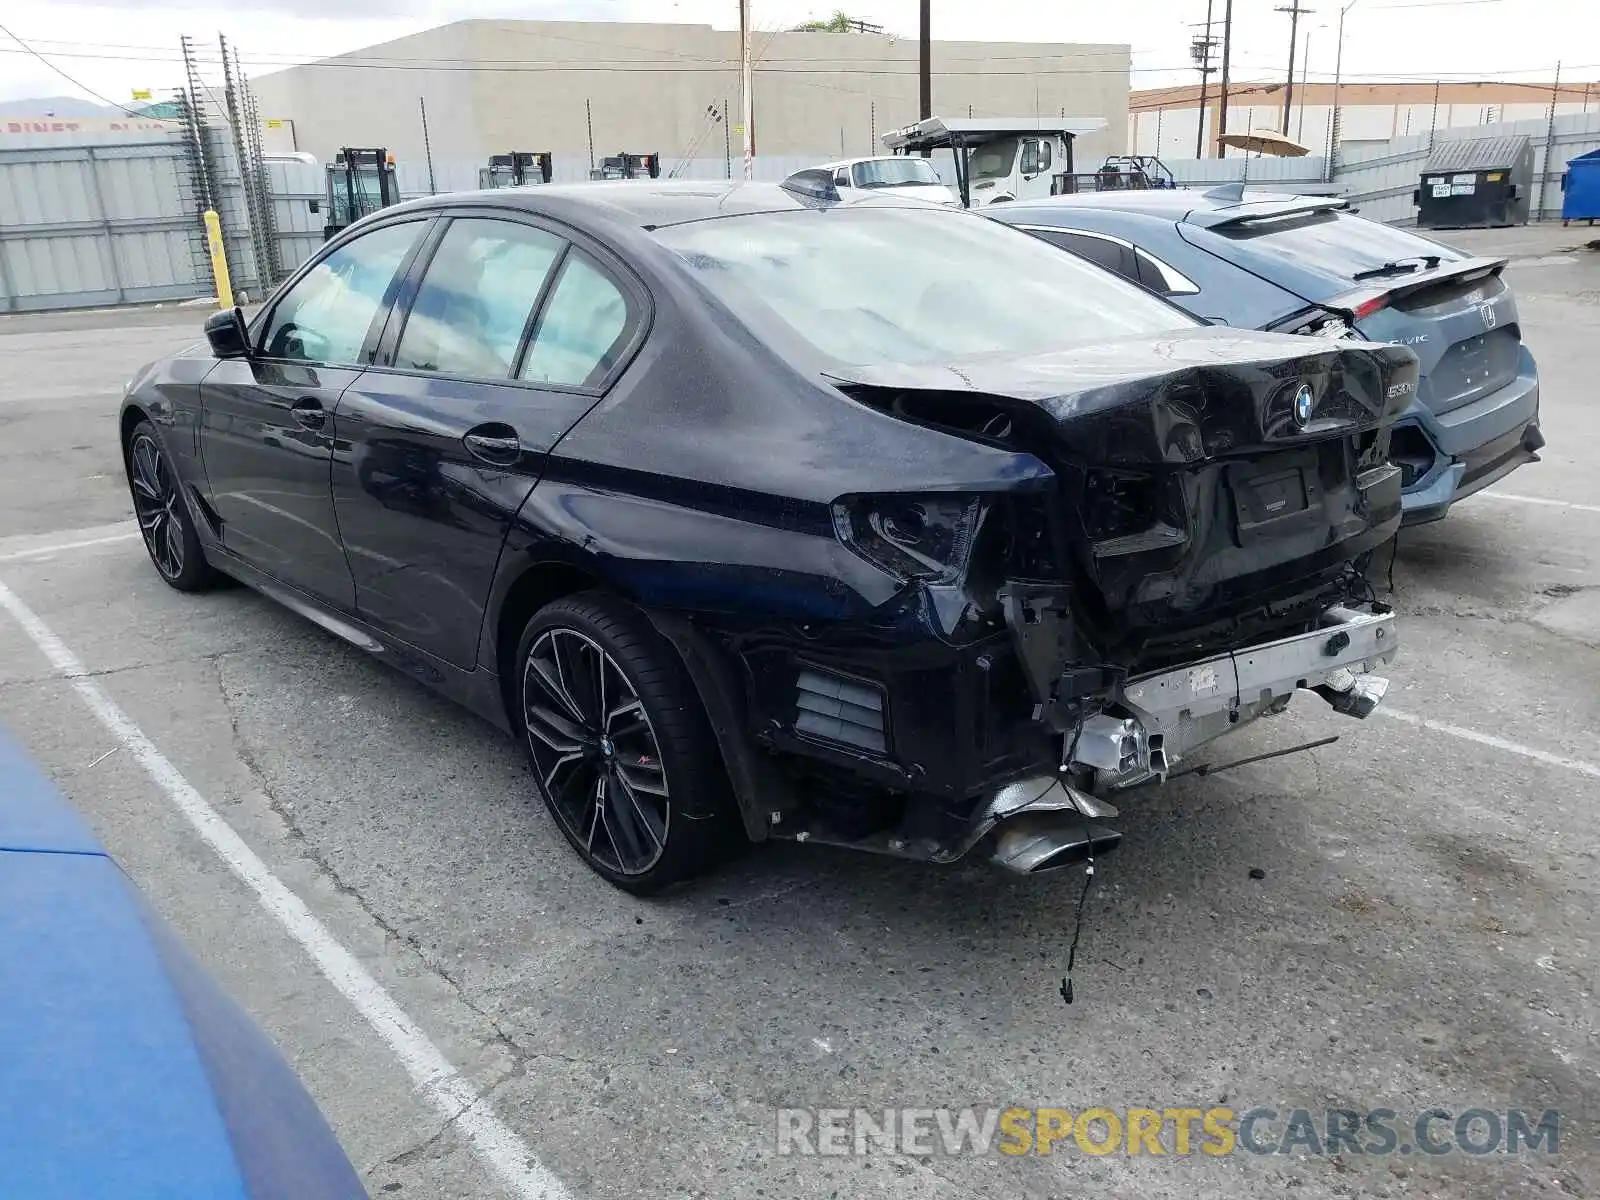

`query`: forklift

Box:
[321,147,400,241]
[589,152,661,181]
[479,151,554,189]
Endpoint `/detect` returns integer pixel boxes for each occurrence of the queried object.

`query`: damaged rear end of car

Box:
[705,332,1412,876]
[644,202,1413,878]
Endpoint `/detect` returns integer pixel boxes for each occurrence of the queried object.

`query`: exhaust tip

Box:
[992,816,1122,876]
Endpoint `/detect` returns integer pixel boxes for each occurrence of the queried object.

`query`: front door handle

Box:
[290,396,326,430]
[463,423,522,467]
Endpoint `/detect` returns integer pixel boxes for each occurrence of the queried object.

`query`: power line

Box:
[0,21,149,116]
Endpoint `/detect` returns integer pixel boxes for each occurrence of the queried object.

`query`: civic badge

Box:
[1292,383,1315,429]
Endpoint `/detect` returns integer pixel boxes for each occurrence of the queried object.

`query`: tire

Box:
[125,420,217,593]
[514,591,734,894]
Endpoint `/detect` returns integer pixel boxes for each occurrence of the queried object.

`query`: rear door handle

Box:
[290,396,326,430]
[463,423,522,467]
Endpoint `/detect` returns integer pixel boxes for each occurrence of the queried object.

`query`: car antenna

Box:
[1203,181,1247,203]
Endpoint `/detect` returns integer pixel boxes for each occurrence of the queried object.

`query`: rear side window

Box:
[261,221,424,364]
[1033,229,1135,280]
[519,253,633,388]
[394,218,564,377]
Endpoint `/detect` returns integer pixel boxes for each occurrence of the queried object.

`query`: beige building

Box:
[250,20,1129,172]
[1128,79,1600,161]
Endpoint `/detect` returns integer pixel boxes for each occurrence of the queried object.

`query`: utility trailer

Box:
[479,152,554,189]
[881,116,1108,208]
[322,147,399,241]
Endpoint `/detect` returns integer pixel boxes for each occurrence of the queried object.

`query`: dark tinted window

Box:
[395,218,564,377]
[261,221,424,364]
[519,253,634,388]
[1033,229,1135,279]
[657,207,1193,366]
[1134,249,1171,292]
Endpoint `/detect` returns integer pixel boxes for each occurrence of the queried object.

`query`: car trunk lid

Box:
[829,328,1416,665]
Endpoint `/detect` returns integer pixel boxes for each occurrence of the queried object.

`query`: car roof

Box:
[1003,186,1350,227]
[816,156,911,170]
[382,179,924,231]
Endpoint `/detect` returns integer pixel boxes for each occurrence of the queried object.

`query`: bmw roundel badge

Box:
[1292,383,1315,429]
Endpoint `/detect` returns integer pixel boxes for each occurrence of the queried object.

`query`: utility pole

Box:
[919,0,931,120]
[1275,1,1313,134]
[1296,31,1311,143]
[1216,0,1235,155]
[1192,0,1218,157]
[1327,0,1360,181]
[919,0,932,156]
[739,0,754,180]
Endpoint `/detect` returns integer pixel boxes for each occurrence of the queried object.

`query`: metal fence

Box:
[0,137,209,313]
[5,106,1599,314]
[1333,110,1600,225]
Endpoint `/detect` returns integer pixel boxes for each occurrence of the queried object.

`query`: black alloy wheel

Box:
[524,626,672,876]
[126,422,215,592]
[516,592,733,892]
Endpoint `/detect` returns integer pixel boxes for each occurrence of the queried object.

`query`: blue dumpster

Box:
[1561,147,1600,225]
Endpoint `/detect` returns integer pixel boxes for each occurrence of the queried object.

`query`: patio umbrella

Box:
[1218,129,1312,158]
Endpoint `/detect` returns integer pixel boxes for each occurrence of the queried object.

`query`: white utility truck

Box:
[880,116,1110,209]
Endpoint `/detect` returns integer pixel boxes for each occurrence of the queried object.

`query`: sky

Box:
[0,0,1593,111]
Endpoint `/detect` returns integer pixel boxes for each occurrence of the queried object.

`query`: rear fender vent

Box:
[794,668,888,755]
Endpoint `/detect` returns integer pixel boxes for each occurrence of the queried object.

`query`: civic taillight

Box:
[831,494,986,585]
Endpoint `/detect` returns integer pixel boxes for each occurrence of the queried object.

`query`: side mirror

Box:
[204,306,251,359]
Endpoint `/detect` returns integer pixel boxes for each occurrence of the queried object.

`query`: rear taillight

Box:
[831,494,986,585]
[1352,294,1388,321]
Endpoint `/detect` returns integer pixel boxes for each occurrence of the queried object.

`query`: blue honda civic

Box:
[992,187,1543,525]
[0,729,364,1198]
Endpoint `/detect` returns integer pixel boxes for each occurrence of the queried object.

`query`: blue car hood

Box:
[0,730,363,1199]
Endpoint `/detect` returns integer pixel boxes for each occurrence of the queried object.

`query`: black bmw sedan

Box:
[121,181,1410,892]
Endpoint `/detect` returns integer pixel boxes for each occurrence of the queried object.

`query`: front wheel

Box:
[126,421,217,592]
[515,592,733,893]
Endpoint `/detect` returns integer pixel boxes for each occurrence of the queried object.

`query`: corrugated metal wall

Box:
[1335,110,1600,225]
[0,137,209,312]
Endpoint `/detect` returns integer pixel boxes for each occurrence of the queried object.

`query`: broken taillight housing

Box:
[1269,307,1362,339]
[831,494,986,585]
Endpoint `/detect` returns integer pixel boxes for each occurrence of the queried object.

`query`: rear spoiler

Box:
[1186,194,1350,228]
[1325,256,1508,321]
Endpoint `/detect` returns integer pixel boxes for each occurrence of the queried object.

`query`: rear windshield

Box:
[654,206,1196,367]
[1205,208,1464,296]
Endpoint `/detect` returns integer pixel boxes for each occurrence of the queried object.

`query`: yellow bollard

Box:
[202,209,234,309]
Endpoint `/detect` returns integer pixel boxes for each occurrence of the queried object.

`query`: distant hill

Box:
[0,96,118,118]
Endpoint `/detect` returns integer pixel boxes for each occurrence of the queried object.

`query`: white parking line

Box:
[1379,707,1600,781]
[1481,491,1600,515]
[0,531,140,563]
[0,579,570,1200]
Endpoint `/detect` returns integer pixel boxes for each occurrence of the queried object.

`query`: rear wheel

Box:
[515,592,732,893]
[126,421,216,592]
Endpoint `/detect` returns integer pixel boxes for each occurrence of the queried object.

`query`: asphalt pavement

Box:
[0,224,1595,1200]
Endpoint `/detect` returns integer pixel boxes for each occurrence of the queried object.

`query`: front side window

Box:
[1036,140,1053,172]
[260,221,425,364]
[658,207,1194,367]
[1019,140,1040,176]
[519,253,633,388]
[395,218,564,376]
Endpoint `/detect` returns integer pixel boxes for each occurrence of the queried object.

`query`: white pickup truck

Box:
[880,116,1110,208]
